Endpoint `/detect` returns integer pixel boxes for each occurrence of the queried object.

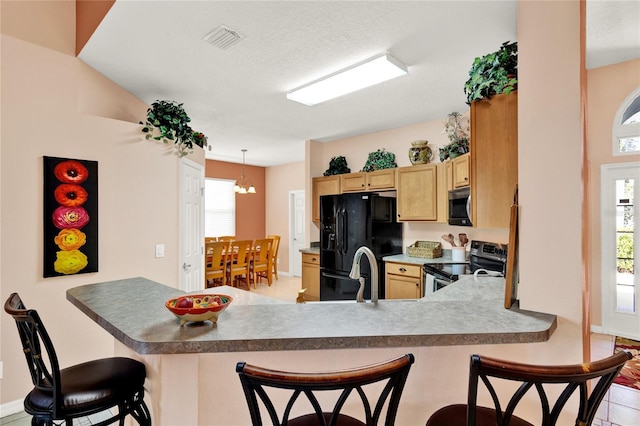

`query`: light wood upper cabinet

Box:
[312,176,340,223]
[470,92,518,228]
[452,153,470,188]
[340,169,396,193]
[396,164,438,221]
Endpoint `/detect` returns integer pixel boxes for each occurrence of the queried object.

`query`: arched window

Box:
[613,88,640,155]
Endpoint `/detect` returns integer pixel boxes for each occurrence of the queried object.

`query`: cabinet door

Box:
[385,274,421,299]
[312,176,340,223]
[301,263,319,301]
[396,164,438,221]
[340,173,367,192]
[436,163,448,223]
[366,169,396,190]
[301,253,320,301]
[452,153,470,188]
[470,92,518,228]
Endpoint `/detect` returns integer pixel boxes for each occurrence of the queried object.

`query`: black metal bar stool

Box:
[4,293,152,426]
[425,351,632,426]
[236,353,414,425]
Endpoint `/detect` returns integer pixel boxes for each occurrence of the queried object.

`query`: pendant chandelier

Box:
[234,149,256,194]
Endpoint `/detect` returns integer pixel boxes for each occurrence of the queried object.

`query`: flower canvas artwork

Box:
[43,156,98,277]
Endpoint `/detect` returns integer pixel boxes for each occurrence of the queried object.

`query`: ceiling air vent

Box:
[203,25,244,50]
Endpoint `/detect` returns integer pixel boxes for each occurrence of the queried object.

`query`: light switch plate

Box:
[155,244,165,258]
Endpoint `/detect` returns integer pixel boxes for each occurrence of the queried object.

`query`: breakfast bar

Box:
[66,277,557,424]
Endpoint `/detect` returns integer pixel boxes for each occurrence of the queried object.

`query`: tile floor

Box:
[591,333,640,425]
[3,276,639,425]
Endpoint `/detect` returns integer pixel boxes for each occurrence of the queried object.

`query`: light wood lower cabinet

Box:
[301,252,320,301]
[385,262,422,299]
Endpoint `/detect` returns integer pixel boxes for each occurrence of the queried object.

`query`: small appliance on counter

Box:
[422,240,508,295]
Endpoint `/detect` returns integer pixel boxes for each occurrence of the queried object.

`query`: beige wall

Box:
[1,3,204,404]
[266,161,305,274]
[587,59,640,326]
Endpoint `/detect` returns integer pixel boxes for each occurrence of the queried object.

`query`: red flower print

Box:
[54,160,89,184]
[54,184,88,207]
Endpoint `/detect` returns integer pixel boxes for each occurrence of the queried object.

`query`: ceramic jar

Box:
[408,140,432,165]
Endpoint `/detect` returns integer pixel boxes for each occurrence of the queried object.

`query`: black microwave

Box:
[448,187,472,226]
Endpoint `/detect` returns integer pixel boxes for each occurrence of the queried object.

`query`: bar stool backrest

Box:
[237,353,414,426]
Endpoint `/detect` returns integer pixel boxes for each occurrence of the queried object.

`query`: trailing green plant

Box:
[464,41,518,105]
[140,100,208,157]
[362,149,397,172]
[324,156,351,176]
[439,112,470,161]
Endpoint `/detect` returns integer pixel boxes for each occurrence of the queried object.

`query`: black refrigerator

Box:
[320,192,403,301]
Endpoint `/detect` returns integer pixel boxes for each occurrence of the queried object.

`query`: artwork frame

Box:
[43,156,98,277]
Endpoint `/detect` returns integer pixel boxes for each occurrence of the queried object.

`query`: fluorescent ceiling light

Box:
[287,53,407,106]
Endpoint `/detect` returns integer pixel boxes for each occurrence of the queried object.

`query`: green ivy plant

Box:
[464,41,518,105]
[140,100,208,157]
[324,156,351,176]
[362,149,397,172]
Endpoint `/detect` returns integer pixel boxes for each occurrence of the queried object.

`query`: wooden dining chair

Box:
[228,239,252,289]
[205,240,228,288]
[237,353,414,426]
[218,235,236,242]
[425,351,633,426]
[251,238,272,287]
[266,234,281,282]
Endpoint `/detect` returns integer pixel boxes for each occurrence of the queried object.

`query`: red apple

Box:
[176,297,193,308]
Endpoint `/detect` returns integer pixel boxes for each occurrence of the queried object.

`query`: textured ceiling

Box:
[79,1,639,167]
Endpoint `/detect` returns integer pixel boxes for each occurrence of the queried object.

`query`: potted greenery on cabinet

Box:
[464,41,517,105]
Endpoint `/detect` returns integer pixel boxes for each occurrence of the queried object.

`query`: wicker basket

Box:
[407,241,442,259]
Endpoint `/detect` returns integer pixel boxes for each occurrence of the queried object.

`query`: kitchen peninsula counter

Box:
[67,276,556,355]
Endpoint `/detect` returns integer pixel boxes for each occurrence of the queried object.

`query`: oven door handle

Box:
[433,277,452,287]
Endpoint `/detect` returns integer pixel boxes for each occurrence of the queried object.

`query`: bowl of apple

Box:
[165,294,233,326]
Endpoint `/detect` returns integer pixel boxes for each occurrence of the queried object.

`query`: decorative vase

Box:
[408,140,432,165]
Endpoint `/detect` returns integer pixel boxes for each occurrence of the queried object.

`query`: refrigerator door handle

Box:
[341,207,348,255]
[322,271,354,281]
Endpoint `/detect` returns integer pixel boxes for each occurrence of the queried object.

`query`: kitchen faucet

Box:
[349,246,378,303]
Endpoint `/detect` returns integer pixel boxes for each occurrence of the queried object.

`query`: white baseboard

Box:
[0,399,24,418]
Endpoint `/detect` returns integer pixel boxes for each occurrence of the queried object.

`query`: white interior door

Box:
[180,159,204,292]
[290,190,305,277]
[601,162,640,339]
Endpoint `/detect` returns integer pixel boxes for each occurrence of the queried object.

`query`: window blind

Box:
[204,178,235,238]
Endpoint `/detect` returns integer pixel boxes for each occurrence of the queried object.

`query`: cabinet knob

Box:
[312,257,317,262]
[416,282,419,287]
[399,268,407,272]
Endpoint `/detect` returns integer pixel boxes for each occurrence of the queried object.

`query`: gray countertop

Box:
[67,276,556,355]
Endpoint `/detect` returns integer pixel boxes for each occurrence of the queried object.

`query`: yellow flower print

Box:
[54,250,88,275]
[54,229,86,251]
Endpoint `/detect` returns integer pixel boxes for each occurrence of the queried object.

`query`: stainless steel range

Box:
[422,240,508,294]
